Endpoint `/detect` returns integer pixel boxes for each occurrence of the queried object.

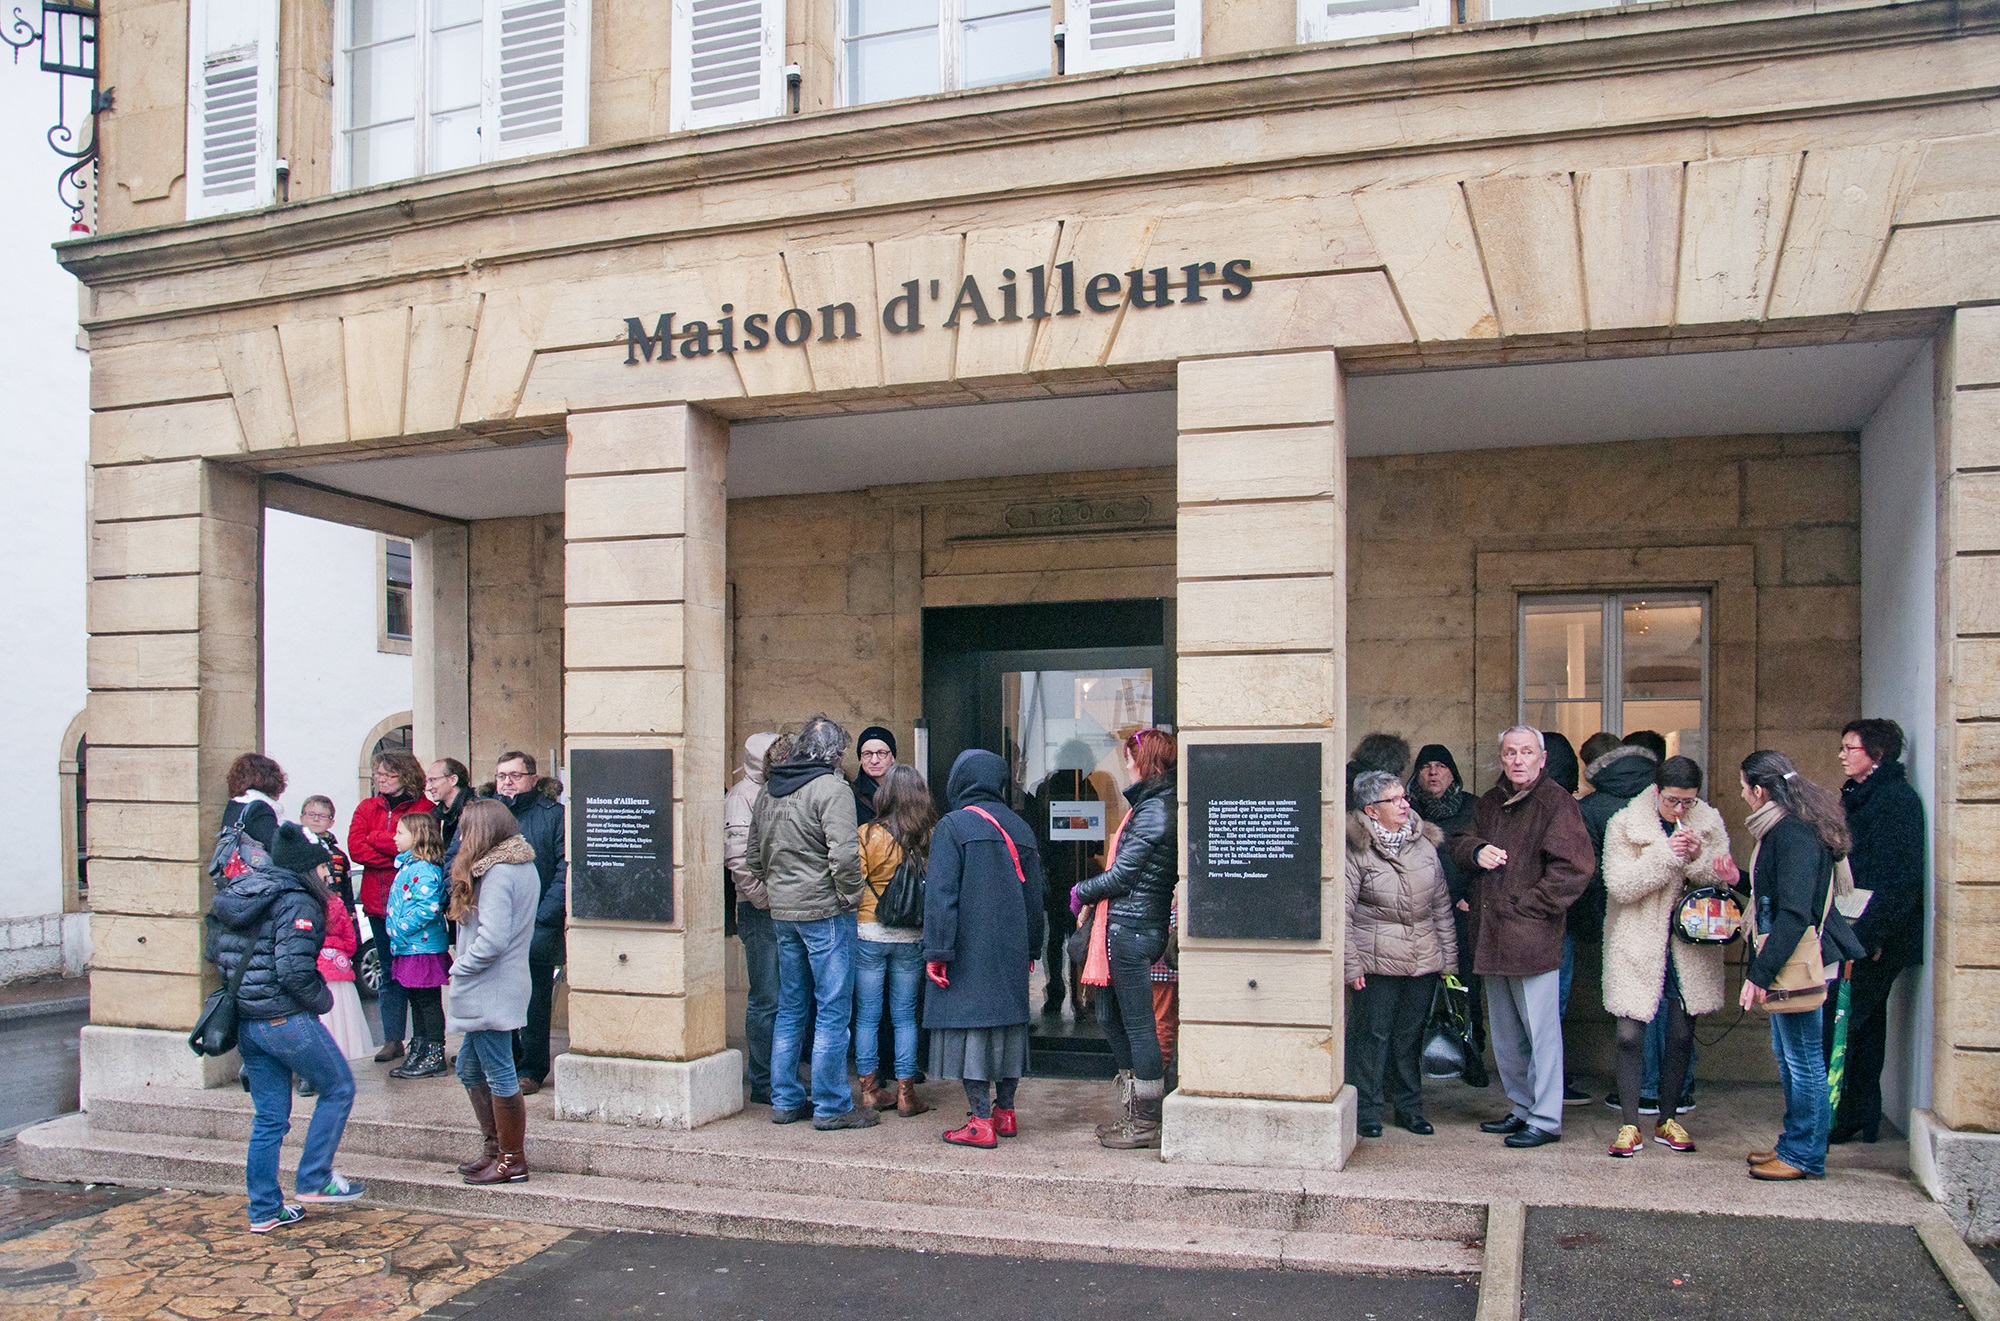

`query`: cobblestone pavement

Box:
[0,1160,570,1321]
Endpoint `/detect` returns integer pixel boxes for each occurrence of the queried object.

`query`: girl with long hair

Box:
[444,799,541,1185]
[1737,749,1849,1181]
[386,813,452,1080]
[854,763,939,1117]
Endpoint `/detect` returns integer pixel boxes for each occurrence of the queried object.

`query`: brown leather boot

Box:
[1101,1091,1163,1150]
[458,1086,499,1176]
[857,1072,884,1110]
[465,1093,529,1184]
[895,1078,930,1117]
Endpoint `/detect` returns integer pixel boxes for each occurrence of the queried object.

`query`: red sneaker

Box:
[993,1108,1017,1138]
[943,1116,998,1148]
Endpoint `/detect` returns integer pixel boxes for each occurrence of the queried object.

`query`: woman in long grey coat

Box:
[1345,770,1458,1139]
[445,798,541,1185]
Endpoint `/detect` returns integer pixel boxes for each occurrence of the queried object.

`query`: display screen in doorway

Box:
[1003,668,1151,837]
[1519,593,1709,768]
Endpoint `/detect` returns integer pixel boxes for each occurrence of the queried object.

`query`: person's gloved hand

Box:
[926,961,950,988]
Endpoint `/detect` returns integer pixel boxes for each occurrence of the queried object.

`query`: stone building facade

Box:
[62,0,2000,1220]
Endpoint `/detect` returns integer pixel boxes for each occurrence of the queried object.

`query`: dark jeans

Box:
[1044,902,1076,1008]
[374,920,409,1043]
[738,902,779,1098]
[513,956,558,1084]
[238,1014,355,1222]
[1095,924,1167,1084]
[1824,955,1907,1134]
[1347,972,1438,1126]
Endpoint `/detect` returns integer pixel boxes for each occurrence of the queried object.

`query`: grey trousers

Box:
[1486,969,1565,1134]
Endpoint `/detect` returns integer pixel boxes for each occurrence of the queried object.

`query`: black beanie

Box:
[1409,744,1463,788]
[272,821,330,875]
[857,725,898,758]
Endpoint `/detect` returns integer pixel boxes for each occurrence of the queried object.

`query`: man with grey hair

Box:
[1449,725,1595,1148]
[748,715,874,1130]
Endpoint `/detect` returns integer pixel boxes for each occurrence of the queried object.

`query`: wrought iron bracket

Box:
[3,0,108,228]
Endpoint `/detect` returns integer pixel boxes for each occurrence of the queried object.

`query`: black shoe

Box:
[1462,1060,1491,1089]
[1480,1114,1527,1135]
[812,1107,881,1131]
[1504,1125,1561,1148]
[1637,1096,1661,1115]
[1678,1096,1696,1114]
[1357,1121,1383,1138]
[1604,1090,1622,1109]
[749,1088,772,1106]
[1398,1114,1435,1136]
[770,1105,811,1124]
[1563,1084,1592,1107]
[1829,1122,1879,1145]
[296,1078,316,1098]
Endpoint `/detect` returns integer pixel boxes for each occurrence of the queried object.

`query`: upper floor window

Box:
[187,0,280,218]
[381,536,414,651]
[842,0,1053,106]
[1519,592,1709,770]
[336,0,590,191]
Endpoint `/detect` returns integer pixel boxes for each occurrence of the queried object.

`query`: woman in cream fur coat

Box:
[1600,755,1734,1158]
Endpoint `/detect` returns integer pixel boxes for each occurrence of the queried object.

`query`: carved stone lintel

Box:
[1002,496,1153,533]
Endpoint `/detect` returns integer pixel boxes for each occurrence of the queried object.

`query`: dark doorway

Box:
[921,600,1174,1078]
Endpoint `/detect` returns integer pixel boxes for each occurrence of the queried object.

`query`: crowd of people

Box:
[1343,718,1926,1179]
[204,746,571,1230]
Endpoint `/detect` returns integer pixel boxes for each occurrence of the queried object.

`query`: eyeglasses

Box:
[1367,794,1409,809]
[496,770,535,784]
[1660,795,1699,812]
[859,749,894,761]
[1839,741,1866,755]
[301,811,334,823]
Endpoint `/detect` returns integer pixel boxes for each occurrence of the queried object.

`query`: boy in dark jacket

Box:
[212,822,365,1230]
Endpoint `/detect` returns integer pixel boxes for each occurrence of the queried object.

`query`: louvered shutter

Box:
[1297,0,1448,43]
[670,0,786,132]
[1062,0,1198,73]
[184,0,278,218]
[484,0,590,160]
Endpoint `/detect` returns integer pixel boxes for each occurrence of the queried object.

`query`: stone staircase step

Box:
[16,1115,1482,1276]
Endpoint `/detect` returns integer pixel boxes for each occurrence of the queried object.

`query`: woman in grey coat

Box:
[445,799,541,1185]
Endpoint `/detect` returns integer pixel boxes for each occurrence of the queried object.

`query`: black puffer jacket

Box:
[208,863,332,1021]
[1073,777,1176,936]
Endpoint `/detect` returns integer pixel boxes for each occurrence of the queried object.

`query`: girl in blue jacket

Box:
[386,813,452,1079]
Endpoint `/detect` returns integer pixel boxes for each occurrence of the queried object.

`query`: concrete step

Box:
[81,1085,1484,1245]
[17,1114,1482,1276]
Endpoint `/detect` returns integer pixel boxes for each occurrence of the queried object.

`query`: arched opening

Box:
[357,710,416,804]
[57,709,87,914]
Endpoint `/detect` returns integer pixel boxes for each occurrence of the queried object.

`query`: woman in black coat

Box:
[924,750,1045,1149]
[1073,729,1178,1151]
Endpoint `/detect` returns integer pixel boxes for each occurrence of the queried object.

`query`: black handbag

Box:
[1065,902,1095,969]
[188,917,252,1058]
[1420,976,1476,1079]
[873,852,927,930]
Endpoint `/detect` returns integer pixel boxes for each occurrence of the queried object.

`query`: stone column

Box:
[553,404,740,1128]
[1918,307,2000,1231]
[1163,350,1353,1169]
[81,457,261,1096]
[411,524,471,766]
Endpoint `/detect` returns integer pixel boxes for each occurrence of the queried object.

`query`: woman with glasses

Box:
[1600,755,1734,1158]
[347,752,435,1066]
[1345,770,1458,1138]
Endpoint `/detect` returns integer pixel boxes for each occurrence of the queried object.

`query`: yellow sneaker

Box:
[1655,1118,1696,1152]
[1608,1124,1643,1158]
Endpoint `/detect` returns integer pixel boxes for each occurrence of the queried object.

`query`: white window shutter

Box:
[1298,0,1448,43]
[1063,0,1198,74]
[484,0,591,160]
[184,0,278,218]
[670,0,786,132]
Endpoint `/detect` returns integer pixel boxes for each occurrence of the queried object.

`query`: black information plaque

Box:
[1187,742,1322,940]
[569,748,676,924]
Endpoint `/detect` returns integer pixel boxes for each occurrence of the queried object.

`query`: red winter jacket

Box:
[318,891,359,983]
[348,794,433,916]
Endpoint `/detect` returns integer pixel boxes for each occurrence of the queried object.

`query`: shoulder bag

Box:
[188,915,253,1057]
[1673,885,1744,945]
[872,848,928,930]
[1753,862,1836,1014]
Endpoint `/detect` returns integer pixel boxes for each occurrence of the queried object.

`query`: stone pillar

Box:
[412,524,471,766]
[81,457,261,1096]
[1163,350,1354,1169]
[1916,307,2000,1235]
[552,404,740,1128]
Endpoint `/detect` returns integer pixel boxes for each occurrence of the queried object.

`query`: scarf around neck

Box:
[1368,815,1420,855]
[469,834,536,878]
[1744,801,1785,840]
[1413,783,1469,823]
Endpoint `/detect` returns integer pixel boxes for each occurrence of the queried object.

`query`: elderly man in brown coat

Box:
[1450,726,1596,1148]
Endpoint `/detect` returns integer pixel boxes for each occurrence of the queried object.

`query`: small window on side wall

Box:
[381,535,414,653]
[1519,592,1709,771]
[840,0,1053,107]
[1298,0,1448,43]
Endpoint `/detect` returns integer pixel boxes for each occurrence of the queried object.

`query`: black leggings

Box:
[1616,993,1693,1129]
[406,986,445,1043]
[962,1078,1019,1119]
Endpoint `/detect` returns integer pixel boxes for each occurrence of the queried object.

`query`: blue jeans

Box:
[238,1014,356,1222]
[772,913,857,1119]
[456,1028,520,1098]
[1770,1005,1831,1176]
[738,902,779,1098]
[854,938,924,1079]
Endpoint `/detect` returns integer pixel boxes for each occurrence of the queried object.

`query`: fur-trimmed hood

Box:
[1585,744,1660,794]
[1346,812,1444,855]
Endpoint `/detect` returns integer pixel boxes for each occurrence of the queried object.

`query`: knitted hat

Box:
[857,725,898,758]
[1409,744,1463,788]
[271,821,330,874]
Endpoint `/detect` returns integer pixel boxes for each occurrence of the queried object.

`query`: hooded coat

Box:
[1450,773,1596,978]
[1574,744,1660,942]
[725,732,779,908]
[1344,814,1458,982]
[1599,788,1730,1019]
[447,836,540,1033]
[209,861,333,1021]
[749,758,863,922]
[922,751,1047,1030]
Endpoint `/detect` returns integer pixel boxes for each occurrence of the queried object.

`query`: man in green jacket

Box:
[748,714,874,1131]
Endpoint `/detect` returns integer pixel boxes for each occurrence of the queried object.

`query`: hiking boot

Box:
[812,1107,881,1131]
[1100,1096,1162,1150]
[1608,1124,1644,1158]
[1654,1118,1696,1152]
[1095,1071,1134,1139]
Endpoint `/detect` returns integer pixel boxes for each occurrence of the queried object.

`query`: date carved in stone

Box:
[1002,497,1153,533]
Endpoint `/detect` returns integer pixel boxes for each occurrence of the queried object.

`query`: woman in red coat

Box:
[347,751,433,1064]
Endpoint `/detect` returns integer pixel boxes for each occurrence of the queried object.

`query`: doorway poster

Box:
[1048,800,1106,840]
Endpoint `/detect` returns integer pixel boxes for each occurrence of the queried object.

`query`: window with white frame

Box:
[1297,0,1449,44]
[186,0,280,218]
[337,0,589,191]
[842,0,1053,106]
[1061,0,1198,75]
[1519,593,1710,770]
